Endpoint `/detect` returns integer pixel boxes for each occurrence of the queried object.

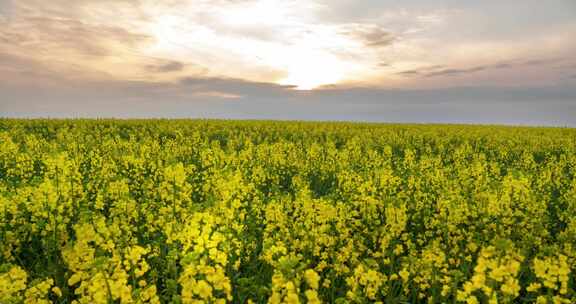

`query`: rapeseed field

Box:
[1,119,575,303]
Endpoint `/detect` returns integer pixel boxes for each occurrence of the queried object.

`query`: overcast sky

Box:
[0,0,575,125]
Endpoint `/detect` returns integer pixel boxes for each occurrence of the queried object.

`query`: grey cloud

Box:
[343,24,396,47]
[180,77,297,98]
[490,62,513,69]
[0,70,293,103]
[145,61,186,73]
[1,70,295,100]
[397,58,568,78]
[426,66,489,77]
[557,63,576,71]
[3,80,575,126]
[2,50,575,126]
[396,65,445,76]
[397,70,420,76]
[426,58,571,77]
[312,85,576,104]
[522,58,562,66]
[360,28,395,47]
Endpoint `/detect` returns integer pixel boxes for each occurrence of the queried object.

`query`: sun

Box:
[277,49,349,90]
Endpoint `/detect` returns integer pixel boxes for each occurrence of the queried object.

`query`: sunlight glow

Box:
[277,49,349,90]
[219,0,291,26]
[144,0,375,90]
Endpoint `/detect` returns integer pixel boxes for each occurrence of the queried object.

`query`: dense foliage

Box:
[1,119,576,304]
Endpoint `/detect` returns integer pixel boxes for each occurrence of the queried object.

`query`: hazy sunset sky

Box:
[1,0,575,125]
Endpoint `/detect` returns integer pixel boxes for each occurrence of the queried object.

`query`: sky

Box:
[0,0,575,125]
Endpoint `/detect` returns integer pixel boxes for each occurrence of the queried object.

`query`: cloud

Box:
[396,58,572,78]
[342,24,396,47]
[1,0,575,107]
[0,0,12,19]
[521,58,562,66]
[179,77,297,98]
[344,85,576,102]
[4,80,575,126]
[0,3,186,84]
[193,91,242,99]
[425,66,490,77]
[11,0,147,22]
[396,64,445,76]
[0,16,151,57]
[425,58,573,78]
[0,30,24,45]
[0,51,90,86]
[396,70,419,76]
[145,60,186,73]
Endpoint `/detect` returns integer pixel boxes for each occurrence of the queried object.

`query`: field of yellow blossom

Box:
[1,119,576,303]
